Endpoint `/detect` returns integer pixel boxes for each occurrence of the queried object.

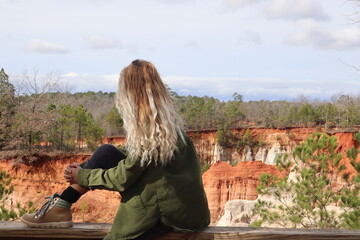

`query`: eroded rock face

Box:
[214,130,360,227]
[188,131,217,164]
[2,154,283,224]
[0,155,120,223]
[202,161,283,223]
[218,196,346,228]
[1,127,358,225]
[189,127,319,165]
[217,199,255,227]
[262,144,295,165]
[213,143,223,163]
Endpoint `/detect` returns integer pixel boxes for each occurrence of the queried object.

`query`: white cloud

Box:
[155,0,193,4]
[285,19,360,50]
[285,20,326,46]
[163,75,360,100]
[103,73,119,83]
[126,43,138,54]
[61,72,118,92]
[62,72,79,77]
[223,0,263,10]
[60,73,360,100]
[263,0,329,21]
[0,0,24,5]
[330,28,360,50]
[85,35,121,49]
[85,35,139,53]
[238,30,262,45]
[24,39,67,54]
[73,0,115,4]
[179,88,191,93]
[185,40,199,49]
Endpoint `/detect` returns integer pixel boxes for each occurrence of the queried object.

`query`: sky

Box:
[1,0,360,101]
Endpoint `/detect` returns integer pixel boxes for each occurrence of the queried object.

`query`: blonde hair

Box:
[115,59,185,166]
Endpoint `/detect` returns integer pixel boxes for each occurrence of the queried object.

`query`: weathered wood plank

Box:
[0,221,110,239]
[1,221,360,240]
[155,227,360,240]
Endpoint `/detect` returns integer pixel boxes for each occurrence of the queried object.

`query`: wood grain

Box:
[1,221,360,240]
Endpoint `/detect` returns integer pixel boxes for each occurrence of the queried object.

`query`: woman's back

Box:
[110,134,210,239]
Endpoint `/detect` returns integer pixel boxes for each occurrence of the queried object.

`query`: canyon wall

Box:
[188,127,328,165]
[0,127,358,224]
[0,154,121,223]
[202,161,284,222]
[193,127,359,223]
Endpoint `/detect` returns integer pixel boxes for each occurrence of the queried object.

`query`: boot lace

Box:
[34,193,60,219]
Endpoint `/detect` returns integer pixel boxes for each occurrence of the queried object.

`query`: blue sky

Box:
[1,0,360,101]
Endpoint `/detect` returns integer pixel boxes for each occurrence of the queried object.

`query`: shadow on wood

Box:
[1,221,360,240]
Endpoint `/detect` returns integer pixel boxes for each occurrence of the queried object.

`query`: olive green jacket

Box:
[77,135,210,240]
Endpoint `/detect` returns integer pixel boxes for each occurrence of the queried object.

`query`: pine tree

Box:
[47,104,76,150]
[84,119,105,151]
[105,106,123,136]
[74,105,90,148]
[251,132,360,229]
[48,104,105,151]
[340,132,360,229]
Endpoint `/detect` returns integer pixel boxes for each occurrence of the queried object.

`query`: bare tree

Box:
[11,70,63,150]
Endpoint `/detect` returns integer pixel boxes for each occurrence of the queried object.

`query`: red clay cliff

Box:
[0,127,359,224]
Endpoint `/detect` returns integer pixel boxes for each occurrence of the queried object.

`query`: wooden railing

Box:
[1,221,360,240]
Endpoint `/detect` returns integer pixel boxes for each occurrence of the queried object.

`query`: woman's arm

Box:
[67,156,145,192]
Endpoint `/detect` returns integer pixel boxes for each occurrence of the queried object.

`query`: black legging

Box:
[82,144,126,170]
[82,144,172,240]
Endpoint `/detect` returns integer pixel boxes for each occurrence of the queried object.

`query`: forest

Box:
[1,68,360,152]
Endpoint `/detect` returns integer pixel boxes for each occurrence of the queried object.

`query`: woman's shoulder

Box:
[177,131,191,148]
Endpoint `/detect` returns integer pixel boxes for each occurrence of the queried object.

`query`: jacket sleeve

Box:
[77,155,145,192]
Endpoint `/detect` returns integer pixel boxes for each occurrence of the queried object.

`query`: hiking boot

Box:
[21,193,73,228]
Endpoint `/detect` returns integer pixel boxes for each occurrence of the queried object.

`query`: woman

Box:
[21,59,210,240]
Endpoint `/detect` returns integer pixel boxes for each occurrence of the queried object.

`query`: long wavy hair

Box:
[115,59,185,166]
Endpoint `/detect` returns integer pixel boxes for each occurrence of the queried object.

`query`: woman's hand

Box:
[64,162,82,184]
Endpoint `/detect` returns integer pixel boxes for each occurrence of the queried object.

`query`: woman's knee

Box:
[91,144,126,168]
[97,144,126,159]
[96,144,119,153]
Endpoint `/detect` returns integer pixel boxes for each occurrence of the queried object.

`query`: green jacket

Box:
[78,135,210,240]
